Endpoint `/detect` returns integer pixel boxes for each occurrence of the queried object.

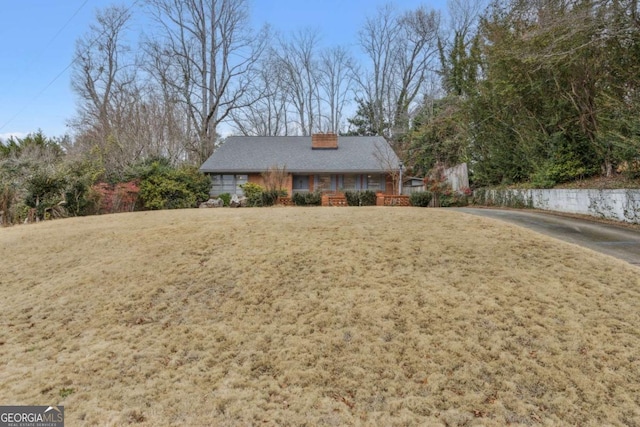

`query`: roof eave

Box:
[200,169,391,174]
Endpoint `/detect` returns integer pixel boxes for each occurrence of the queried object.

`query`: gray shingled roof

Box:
[199,136,400,174]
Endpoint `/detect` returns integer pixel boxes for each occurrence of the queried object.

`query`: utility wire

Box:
[0,0,89,133]
[5,0,89,91]
[0,0,141,134]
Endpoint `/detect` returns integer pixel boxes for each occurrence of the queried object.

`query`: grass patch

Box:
[59,388,75,399]
[1,208,639,425]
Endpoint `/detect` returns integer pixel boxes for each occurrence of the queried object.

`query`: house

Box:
[199,134,401,197]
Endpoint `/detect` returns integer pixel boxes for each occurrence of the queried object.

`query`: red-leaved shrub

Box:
[91,181,140,214]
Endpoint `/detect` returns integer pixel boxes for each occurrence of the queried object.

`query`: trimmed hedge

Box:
[409,191,433,207]
[344,190,377,206]
[292,191,322,206]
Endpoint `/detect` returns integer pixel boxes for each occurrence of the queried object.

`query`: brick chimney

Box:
[311,133,338,149]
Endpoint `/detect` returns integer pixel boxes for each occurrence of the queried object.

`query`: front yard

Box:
[1,208,639,425]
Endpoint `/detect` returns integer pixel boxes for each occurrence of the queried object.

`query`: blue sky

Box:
[0,0,445,141]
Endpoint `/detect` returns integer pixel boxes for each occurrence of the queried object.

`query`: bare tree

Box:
[229,52,291,136]
[146,0,269,163]
[356,3,441,140]
[318,46,356,133]
[356,4,399,138]
[236,36,355,136]
[142,38,196,162]
[70,5,142,173]
[446,0,485,40]
[272,29,323,136]
[373,140,402,194]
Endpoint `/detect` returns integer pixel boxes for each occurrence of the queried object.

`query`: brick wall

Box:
[376,193,410,206]
[248,174,264,186]
[248,173,293,196]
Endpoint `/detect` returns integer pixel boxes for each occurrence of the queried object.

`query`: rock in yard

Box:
[199,198,224,208]
[230,194,248,207]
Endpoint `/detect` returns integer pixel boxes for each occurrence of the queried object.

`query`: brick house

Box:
[199,134,401,197]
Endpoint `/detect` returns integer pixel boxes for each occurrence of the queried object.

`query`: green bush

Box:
[262,190,280,206]
[439,193,469,207]
[124,156,172,182]
[616,145,640,179]
[218,193,231,207]
[240,182,269,207]
[173,165,211,203]
[344,191,359,206]
[139,175,196,210]
[291,192,304,206]
[135,161,209,210]
[62,159,103,216]
[256,190,284,207]
[240,182,263,200]
[360,190,377,206]
[530,152,597,188]
[24,168,68,219]
[344,190,377,206]
[292,191,322,206]
[409,191,433,207]
[240,183,286,207]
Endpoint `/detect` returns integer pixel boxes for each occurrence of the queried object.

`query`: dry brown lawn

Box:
[1,207,639,426]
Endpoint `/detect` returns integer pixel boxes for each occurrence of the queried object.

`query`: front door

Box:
[292,175,310,193]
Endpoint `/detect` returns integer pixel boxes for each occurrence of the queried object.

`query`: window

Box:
[366,174,384,191]
[315,174,333,192]
[209,174,248,195]
[342,175,358,191]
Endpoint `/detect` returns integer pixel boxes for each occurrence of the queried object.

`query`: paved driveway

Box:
[454,208,640,266]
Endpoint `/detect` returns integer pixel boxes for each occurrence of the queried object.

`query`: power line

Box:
[0,0,89,133]
[0,0,142,134]
[0,62,76,134]
[5,0,89,92]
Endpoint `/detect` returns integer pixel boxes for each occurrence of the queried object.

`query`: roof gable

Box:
[199,135,399,174]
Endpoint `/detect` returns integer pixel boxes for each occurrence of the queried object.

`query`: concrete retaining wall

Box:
[475,188,640,223]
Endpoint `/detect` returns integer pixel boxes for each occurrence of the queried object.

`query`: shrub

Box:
[24,168,68,220]
[240,182,265,207]
[530,169,556,189]
[439,193,469,207]
[409,191,433,207]
[291,192,304,206]
[135,162,209,210]
[292,191,322,206]
[218,193,231,207]
[0,184,17,225]
[124,156,172,182]
[139,175,195,210]
[344,190,377,206]
[359,190,377,206]
[344,191,359,206]
[261,190,280,207]
[239,182,286,207]
[62,159,103,216]
[173,165,211,204]
[240,182,263,200]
